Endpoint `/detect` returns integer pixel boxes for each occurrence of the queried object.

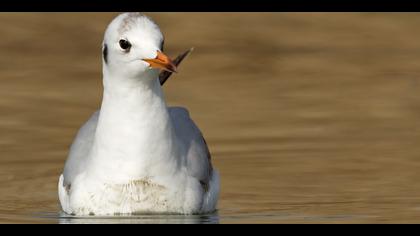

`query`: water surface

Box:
[1,13,420,223]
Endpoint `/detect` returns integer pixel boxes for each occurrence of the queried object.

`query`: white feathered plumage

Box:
[58,13,219,215]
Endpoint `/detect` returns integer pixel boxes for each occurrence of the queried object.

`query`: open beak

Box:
[143,51,177,73]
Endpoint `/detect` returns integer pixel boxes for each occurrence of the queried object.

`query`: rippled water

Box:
[1,13,420,223]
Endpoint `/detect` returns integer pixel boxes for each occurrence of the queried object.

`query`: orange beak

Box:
[142,51,177,73]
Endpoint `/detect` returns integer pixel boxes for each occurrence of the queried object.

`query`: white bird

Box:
[58,13,220,216]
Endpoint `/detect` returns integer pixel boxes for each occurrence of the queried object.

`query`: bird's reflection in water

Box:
[57,211,219,224]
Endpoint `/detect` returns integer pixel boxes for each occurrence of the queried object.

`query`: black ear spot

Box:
[103,44,108,64]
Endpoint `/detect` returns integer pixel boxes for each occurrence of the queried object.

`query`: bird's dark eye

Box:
[119,39,131,51]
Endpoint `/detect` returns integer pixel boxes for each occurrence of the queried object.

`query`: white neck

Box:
[87,68,180,182]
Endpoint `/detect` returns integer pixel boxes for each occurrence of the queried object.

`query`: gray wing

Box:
[62,106,212,190]
[169,107,213,191]
[62,110,100,187]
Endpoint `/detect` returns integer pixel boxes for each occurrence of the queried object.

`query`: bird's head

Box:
[102,13,177,80]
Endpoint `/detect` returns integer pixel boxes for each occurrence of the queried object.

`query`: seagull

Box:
[58,13,219,216]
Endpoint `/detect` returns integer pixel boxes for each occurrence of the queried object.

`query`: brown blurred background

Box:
[1,13,420,223]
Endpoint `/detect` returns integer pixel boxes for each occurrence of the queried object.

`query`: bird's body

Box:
[58,13,219,215]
